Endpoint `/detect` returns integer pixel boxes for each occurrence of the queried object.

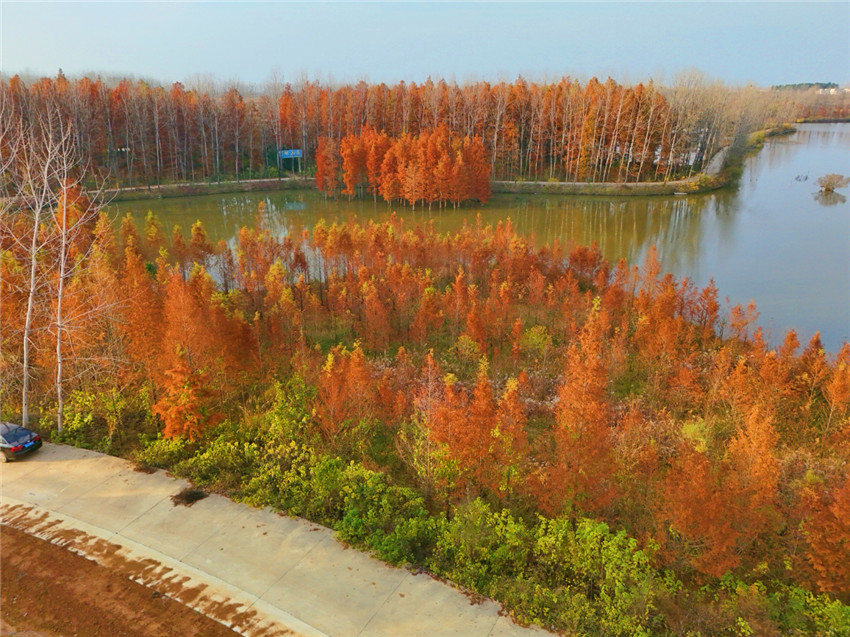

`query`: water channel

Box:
[114,123,850,351]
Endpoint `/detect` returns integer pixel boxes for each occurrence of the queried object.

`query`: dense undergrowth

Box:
[132,381,849,635]
[4,207,849,635]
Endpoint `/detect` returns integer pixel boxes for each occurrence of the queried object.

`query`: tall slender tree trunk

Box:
[21,206,41,427]
[55,218,67,433]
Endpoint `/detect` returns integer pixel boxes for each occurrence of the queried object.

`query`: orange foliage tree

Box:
[337,126,490,207]
[546,309,616,515]
[314,344,375,446]
[659,444,741,578]
[315,136,338,196]
[800,474,850,597]
[153,350,223,440]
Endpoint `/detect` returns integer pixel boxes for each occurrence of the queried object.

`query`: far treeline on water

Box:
[1,73,849,635]
[3,71,850,196]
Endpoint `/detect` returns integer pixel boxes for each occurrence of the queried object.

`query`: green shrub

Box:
[240,439,318,509]
[175,422,259,492]
[243,440,440,565]
[431,499,532,593]
[526,517,656,635]
[297,455,349,523]
[49,390,110,451]
[336,462,441,564]
[768,585,850,636]
[520,325,553,359]
[429,501,657,635]
[133,433,192,469]
[803,590,850,635]
[265,376,316,444]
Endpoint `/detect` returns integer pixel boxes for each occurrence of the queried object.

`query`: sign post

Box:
[279,149,303,175]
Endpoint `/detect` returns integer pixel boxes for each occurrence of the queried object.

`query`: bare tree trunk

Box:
[6,106,75,425]
[3,87,108,430]
[55,222,66,431]
[0,93,9,417]
[54,181,105,433]
[490,84,507,178]
[213,109,221,181]
[636,99,657,182]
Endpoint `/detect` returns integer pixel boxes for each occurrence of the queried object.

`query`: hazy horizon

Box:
[2,2,848,89]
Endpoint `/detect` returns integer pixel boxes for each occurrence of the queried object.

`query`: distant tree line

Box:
[6,70,845,191]
[772,82,838,91]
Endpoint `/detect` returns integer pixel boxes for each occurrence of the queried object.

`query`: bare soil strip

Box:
[0,524,241,637]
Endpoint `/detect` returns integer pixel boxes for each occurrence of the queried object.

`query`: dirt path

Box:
[0,525,240,637]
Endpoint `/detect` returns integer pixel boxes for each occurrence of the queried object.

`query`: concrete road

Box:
[0,443,549,637]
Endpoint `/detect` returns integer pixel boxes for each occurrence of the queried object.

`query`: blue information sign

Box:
[279,149,303,159]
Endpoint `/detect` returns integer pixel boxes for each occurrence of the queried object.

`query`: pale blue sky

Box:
[2,2,848,87]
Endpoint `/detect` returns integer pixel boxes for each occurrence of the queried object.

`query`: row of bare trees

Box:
[1,89,108,430]
[4,71,833,188]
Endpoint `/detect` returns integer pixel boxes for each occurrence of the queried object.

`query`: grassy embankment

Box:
[795,117,850,124]
[108,176,314,203]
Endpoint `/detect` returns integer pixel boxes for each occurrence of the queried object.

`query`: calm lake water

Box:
[114,123,850,351]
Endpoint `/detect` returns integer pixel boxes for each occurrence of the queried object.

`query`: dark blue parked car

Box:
[0,422,42,462]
